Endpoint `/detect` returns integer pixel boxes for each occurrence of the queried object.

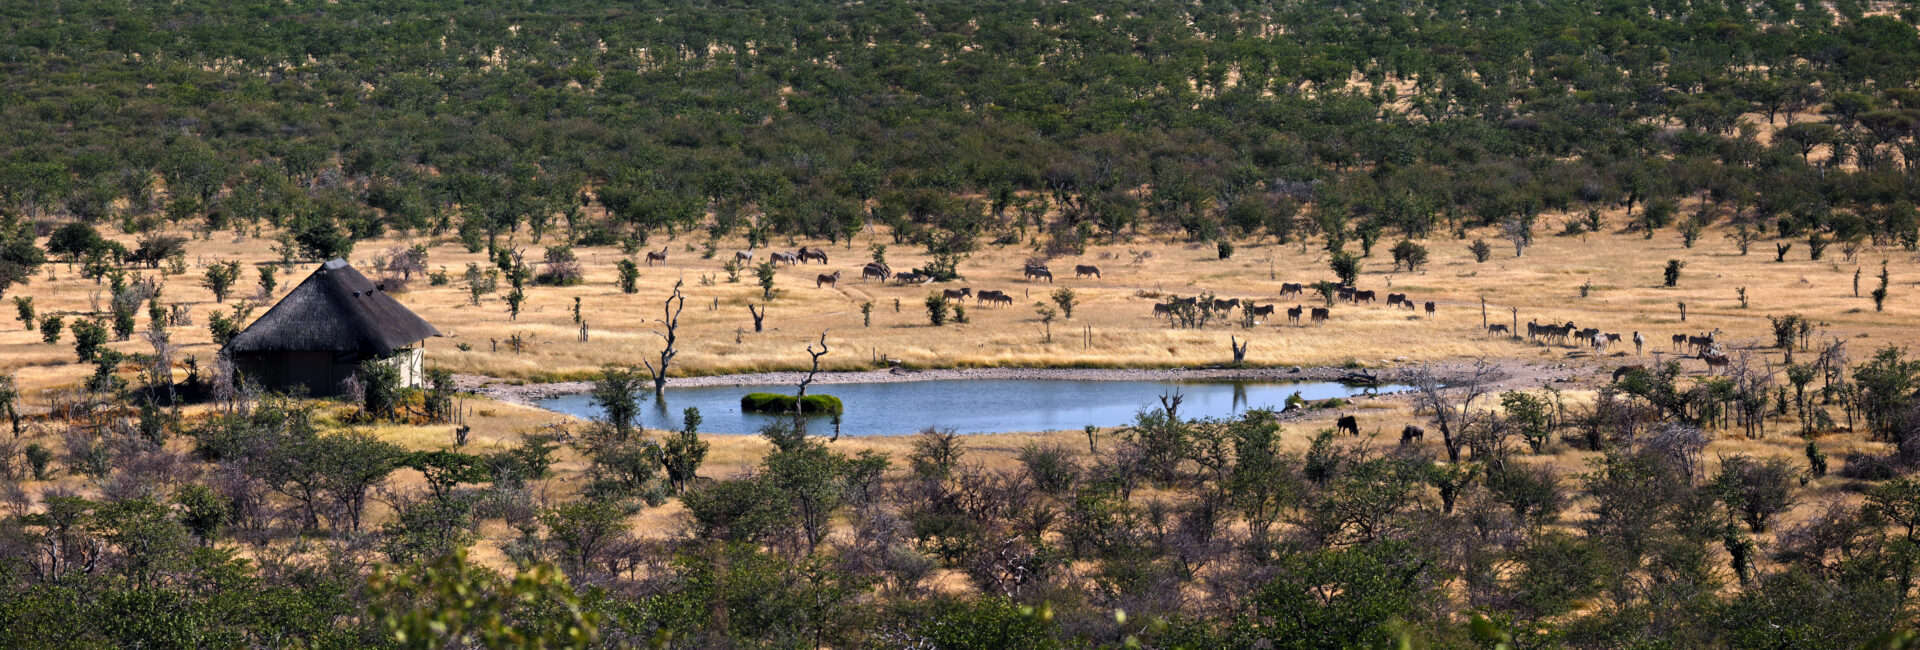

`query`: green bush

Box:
[740,392,844,416]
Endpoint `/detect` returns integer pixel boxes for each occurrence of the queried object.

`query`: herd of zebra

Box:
[1149,281,1438,327]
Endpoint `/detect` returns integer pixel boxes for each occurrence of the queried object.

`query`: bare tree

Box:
[1410,360,1500,463]
[642,281,686,398]
[796,331,830,433]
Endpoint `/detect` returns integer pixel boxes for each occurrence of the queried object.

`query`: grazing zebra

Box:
[977,290,1013,306]
[1074,264,1101,279]
[862,262,891,282]
[1024,266,1053,282]
[797,246,829,264]
[1386,293,1408,307]
[769,251,799,266]
[816,270,842,288]
[734,249,755,264]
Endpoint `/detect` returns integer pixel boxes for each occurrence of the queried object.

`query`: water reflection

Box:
[537,378,1407,436]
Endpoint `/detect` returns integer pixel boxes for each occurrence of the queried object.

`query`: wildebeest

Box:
[645,247,668,266]
[1400,425,1425,445]
[769,251,799,266]
[977,290,1013,306]
[816,270,842,288]
[1423,301,1435,318]
[1353,289,1377,304]
[734,249,755,264]
[1386,293,1408,307]
[1336,415,1359,436]
[1279,282,1304,297]
[1310,307,1330,323]
[1074,264,1101,279]
[1024,266,1053,282]
[797,246,828,264]
[1488,323,1510,336]
[1286,305,1303,324]
[862,262,891,282]
[1612,364,1646,383]
[943,287,972,301]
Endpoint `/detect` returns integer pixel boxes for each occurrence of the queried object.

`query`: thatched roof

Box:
[225,259,440,356]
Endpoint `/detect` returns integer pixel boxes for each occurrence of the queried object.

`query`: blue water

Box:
[534,378,1406,436]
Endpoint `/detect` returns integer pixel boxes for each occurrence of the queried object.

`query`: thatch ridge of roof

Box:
[225,259,441,356]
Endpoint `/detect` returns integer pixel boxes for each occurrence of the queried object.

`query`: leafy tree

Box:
[1712,455,1796,533]
[925,293,949,326]
[661,407,709,495]
[1330,251,1360,286]
[590,365,646,439]
[616,258,639,294]
[1389,240,1428,271]
[1050,288,1078,320]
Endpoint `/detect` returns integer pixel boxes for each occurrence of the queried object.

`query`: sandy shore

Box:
[460,357,1587,407]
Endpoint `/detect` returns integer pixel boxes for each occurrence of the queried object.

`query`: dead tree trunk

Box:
[643,281,686,398]
[1230,336,1249,365]
[748,304,766,332]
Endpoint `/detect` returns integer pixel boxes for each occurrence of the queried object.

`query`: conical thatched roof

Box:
[225,259,440,356]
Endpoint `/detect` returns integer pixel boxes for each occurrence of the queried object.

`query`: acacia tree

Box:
[642,281,686,398]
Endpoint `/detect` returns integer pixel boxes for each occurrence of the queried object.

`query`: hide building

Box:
[224,259,441,396]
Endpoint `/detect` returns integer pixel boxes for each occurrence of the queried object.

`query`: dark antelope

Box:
[1073,264,1101,279]
[1400,425,1425,445]
[1423,301,1435,318]
[1310,307,1330,323]
[1336,415,1359,436]
[1286,305,1303,324]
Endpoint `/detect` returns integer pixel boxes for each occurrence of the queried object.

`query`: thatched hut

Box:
[225,259,441,396]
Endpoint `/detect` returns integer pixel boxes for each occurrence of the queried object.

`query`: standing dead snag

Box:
[748,304,766,332]
[642,281,686,398]
[1230,336,1249,365]
[796,331,830,436]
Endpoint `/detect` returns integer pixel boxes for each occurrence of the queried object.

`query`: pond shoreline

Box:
[459,358,1579,407]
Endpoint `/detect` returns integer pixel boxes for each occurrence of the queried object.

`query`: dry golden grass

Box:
[6,210,1911,395]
